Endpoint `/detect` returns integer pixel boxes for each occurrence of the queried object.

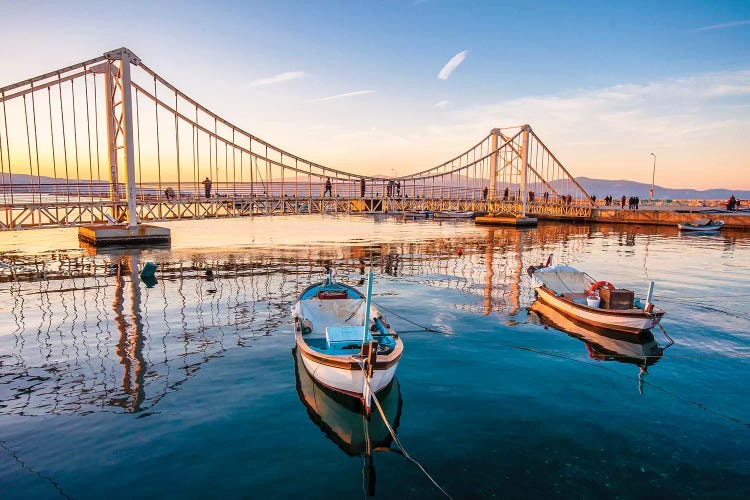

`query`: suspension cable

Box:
[153,76,162,200]
[47,88,57,201]
[30,84,42,205]
[2,89,14,205]
[57,73,70,203]
[70,79,81,202]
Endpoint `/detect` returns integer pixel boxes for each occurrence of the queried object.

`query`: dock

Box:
[78,224,171,246]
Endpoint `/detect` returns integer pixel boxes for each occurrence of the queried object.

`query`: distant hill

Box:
[2,172,748,201]
[575,177,750,201]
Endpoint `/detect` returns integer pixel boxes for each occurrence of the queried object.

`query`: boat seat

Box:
[326,325,366,344]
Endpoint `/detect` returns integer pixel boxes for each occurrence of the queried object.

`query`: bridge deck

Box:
[1,196,596,230]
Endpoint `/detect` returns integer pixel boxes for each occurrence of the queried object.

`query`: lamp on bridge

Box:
[650,153,656,203]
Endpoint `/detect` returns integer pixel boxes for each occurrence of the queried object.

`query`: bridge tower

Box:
[90,48,139,227]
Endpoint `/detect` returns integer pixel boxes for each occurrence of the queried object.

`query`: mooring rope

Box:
[368,305,748,427]
[372,301,441,333]
[355,361,453,499]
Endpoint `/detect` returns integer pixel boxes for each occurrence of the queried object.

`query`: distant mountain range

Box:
[2,173,748,201]
[575,177,749,201]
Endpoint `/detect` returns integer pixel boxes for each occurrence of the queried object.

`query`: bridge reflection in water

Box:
[0,223,594,416]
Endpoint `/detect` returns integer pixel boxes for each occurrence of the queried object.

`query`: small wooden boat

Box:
[528,261,665,333]
[677,218,724,231]
[293,347,402,496]
[293,347,402,455]
[529,300,664,367]
[433,210,476,219]
[402,210,433,218]
[293,270,403,415]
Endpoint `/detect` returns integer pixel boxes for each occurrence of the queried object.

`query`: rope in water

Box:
[355,361,453,499]
[372,301,441,333]
[376,301,750,361]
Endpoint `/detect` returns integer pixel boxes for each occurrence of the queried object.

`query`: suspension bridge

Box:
[0,47,593,233]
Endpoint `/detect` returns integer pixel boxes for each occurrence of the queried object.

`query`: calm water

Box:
[1,216,749,499]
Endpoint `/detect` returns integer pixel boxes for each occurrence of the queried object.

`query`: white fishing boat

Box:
[677,218,724,231]
[292,270,403,415]
[528,260,665,333]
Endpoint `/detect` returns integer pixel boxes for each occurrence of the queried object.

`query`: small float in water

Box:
[292,270,403,415]
[528,257,665,334]
[677,218,724,231]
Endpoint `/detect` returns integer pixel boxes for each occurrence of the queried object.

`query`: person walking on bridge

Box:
[202,177,212,198]
[324,177,332,197]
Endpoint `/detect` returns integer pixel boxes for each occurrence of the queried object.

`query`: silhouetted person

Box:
[202,177,212,198]
[360,178,366,197]
[503,187,509,201]
[727,195,736,211]
[621,195,626,209]
[164,187,175,200]
[396,180,401,197]
[324,177,332,197]
[483,186,488,200]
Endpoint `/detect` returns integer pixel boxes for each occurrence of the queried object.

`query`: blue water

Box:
[1,216,749,499]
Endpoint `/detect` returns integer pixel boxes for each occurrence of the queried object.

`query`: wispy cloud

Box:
[311,90,376,102]
[696,19,750,31]
[438,50,468,80]
[434,100,451,108]
[418,69,750,188]
[248,71,306,87]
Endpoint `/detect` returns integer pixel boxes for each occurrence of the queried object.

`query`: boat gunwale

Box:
[536,286,664,318]
[294,280,404,371]
[535,286,663,333]
[295,328,403,370]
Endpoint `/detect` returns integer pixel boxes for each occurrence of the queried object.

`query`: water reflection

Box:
[529,300,665,392]
[1,221,746,416]
[293,348,402,496]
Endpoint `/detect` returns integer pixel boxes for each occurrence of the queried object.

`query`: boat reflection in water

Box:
[293,348,403,496]
[529,300,666,393]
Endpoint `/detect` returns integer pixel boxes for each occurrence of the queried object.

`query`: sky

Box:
[1,0,749,189]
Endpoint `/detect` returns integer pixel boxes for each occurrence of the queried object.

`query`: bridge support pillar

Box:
[80,48,170,246]
[119,49,139,229]
[520,125,530,217]
[489,129,498,200]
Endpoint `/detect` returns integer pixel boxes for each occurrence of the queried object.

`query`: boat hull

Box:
[297,346,399,399]
[530,300,663,366]
[677,224,723,231]
[536,286,663,333]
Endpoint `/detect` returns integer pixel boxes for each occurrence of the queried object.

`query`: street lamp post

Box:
[650,153,656,204]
